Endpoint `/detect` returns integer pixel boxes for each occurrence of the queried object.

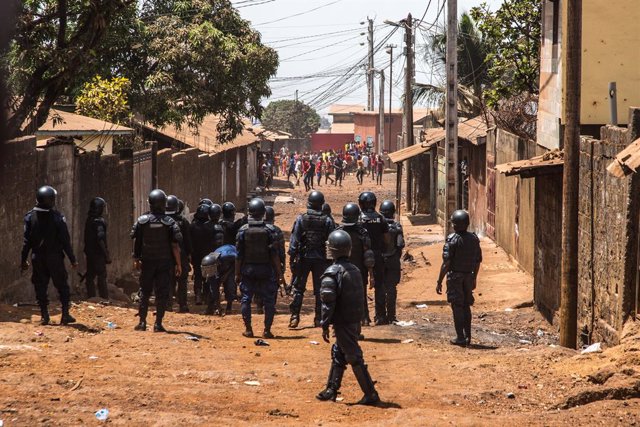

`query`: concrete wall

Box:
[577,120,640,345]
[311,133,354,152]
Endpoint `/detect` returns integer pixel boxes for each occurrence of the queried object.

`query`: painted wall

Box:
[310,133,354,152]
[352,113,403,153]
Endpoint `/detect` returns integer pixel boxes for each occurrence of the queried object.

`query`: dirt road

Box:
[1,171,639,426]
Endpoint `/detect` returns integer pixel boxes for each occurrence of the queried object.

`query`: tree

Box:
[4,0,278,142]
[261,100,321,139]
[76,76,131,123]
[470,0,541,107]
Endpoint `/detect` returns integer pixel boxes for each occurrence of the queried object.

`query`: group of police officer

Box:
[21,182,481,405]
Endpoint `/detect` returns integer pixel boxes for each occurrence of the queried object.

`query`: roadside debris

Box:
[95,408,109,421]
[244,380,261,386]
[255,339,270,346]
[415,304,428,309]
[185,336,200,342]
[395,320,416,327]
[581,342,602,354]
[402,339,415,344]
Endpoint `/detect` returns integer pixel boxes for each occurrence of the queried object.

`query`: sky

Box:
[235,0,503,116]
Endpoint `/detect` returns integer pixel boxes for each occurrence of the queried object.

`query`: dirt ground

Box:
[1,171,640,426]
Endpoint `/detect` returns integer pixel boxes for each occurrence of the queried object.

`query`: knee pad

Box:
[331,344,348,368]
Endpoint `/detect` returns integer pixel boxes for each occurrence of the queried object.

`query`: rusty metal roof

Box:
[388,140,437,163]
[607,137,640,178]
[36,109,134,136]
[495,150,564,177]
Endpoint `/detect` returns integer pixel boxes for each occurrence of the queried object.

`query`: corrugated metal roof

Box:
[330,122,355,134]
[328,104,366,115]
[388,140,437,163]
[607,137,640,178]
[495,150,564,177]
[36,109,133,136]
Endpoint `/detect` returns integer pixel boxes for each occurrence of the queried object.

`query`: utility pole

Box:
[378,69,385,155]
[386,44,396,153]
[444,0,458,234]
[560,0,583,349]
[367,18,375,111]
[404,13,414,212]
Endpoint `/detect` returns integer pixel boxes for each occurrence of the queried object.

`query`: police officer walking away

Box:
[379,201,405,323]
[316,230,380,405]
[336,203,375,326]
[189,203,214,305]
[358,191,389,325]
[436,210,482,346]
[220,202,239,245]
[235,198,284,338]
[256,206,286,314]
[21,186,78,325]
[288,191,335,328]
[166,195,192,313]
[84,197,111,299]
[131,189,183,332]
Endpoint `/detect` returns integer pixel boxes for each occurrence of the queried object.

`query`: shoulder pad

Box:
[238,224,249,232]
[323,264,344,277]
[446,232,458,242]
[160,215,175,226]
[265,224,276,232]
[137,214,150,224]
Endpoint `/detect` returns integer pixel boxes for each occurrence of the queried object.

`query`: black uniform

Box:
[288,210,335,325]
[443,231,482,342]
[382,218,405,322]
[318,258,379,403]
[336,223,374,323]
[220,217,239,246]
[359,210,389,323]
[168,212,192,311]
[190,211,223,303]
[84,213,110,299]
[256,222,286,312]
[21,208,77,320]
[131,213,182,328]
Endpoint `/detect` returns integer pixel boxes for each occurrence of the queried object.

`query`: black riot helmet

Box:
[265,206,275,223]
[177,199,185,215]
[326,229,352,260]
[451,209,470,232]
[36,185,57,210]
[166,195,179,214]
[248,198,266,220]
[358,191,377,212]
[341,203,361,225]
[222,202,236,220]
[199,198,213,207]
[201,251,219,279]
[307,190,325,210]
[209,204,222,222]
[379,200,396,219]
[194,203,210,221]
[322,203,332,216]
[89,197,106,216]
[148,189,167,214]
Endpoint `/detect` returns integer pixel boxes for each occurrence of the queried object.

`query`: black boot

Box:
[316,363,345,402]
[288,314,300,329]
[154,304,167,332]
[134,320,147,331]
[135,302,148,331]
[153,323,167,333]
[386,289,397,323]
[60,305,76,325]
[451,304,466,345]
[225,301,233,315]
[243,317,254,338]
[39,306,50,326]
[352,363,380,405]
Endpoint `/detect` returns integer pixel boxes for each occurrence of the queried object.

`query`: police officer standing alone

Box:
[21,186,78,325]
[436,210,482,346]
[84,197,111,299]
[288,191,335,328]
[235,198,284,338]
[166,195,192,313]
[358,192,389,325]
[131,189,183,332]
[317,230,380,405]
[379,201,405,323]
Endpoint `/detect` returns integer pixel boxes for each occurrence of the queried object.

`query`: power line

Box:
[255,0,344,26]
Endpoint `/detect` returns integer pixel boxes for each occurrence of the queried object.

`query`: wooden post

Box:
[396,162,403,218]
[444,0,458,235]
[560,0,582,349]
[404,13,414,212]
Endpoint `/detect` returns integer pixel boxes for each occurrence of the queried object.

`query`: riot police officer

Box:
[166,195,192,313]
[235,198,284,338]
[256,206,286,314]
[336,203,375,325]
[189,203,214,305]
[288,191,335,328]
[21,186,78,325]
[316,230,380,405]
[220,202,238,245]
[205,243,237,316]
[358,191,389,325]
[379,201,405,323]
[84,197,111,299]
[131,189,183,332]
[436,210,482,346]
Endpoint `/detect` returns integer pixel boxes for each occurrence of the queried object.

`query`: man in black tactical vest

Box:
[84,197,111,300]
[256,206,286,314]
[436,210,482,346]
[166,195,192,313]
[21,186,79,325]
[220,202,239,246]
[288,191,335,329]
[358,191,389,325]
[336,203,375,326]
[131,189,183,332]
[204,203,227,313]
[379,200,405,323]
[235,198,284,338]
[316,230,380,405]
[190,203,215,305]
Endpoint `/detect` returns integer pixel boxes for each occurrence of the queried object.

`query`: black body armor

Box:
[240,223,271,264]
[301,210,328,254]
[444,231,481,273]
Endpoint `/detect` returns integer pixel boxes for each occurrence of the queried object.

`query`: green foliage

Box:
[261,100,321,139]
[470,0,541,107]
[76,76,131,123]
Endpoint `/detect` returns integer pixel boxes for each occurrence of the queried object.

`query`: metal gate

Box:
[133,148,153,219]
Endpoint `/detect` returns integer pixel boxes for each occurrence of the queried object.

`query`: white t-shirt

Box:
[362,155,369,168]
[295,160,302,173]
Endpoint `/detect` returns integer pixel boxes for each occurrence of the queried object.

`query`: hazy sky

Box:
[236,0,503,115]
